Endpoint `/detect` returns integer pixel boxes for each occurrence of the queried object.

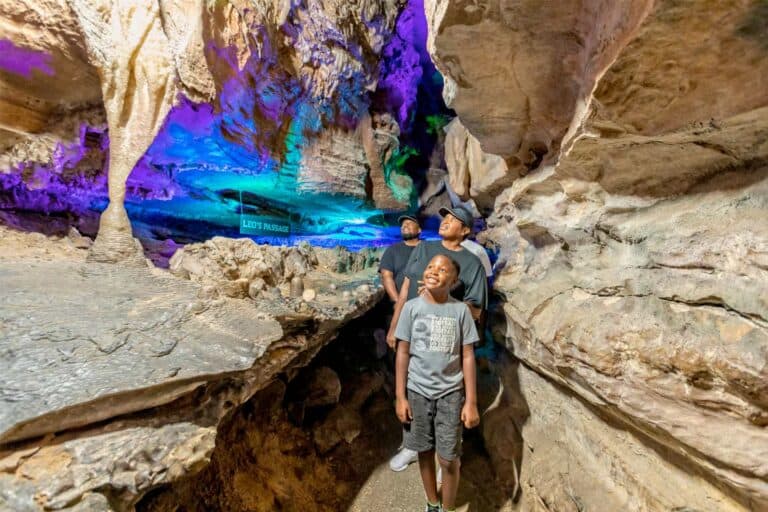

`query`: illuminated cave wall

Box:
[0,0,454,260]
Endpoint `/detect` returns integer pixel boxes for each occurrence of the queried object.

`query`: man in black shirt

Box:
[379,215,421,302]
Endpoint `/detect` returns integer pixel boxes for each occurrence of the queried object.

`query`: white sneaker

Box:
[389,447,418,471]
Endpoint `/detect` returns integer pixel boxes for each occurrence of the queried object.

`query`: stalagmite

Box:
[68,0,213,264]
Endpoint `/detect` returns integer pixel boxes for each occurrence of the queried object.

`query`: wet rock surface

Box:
[0,229,384,511]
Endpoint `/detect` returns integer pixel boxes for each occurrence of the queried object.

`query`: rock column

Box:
[69,0,178,264]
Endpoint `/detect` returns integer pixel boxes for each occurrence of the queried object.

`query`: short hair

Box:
[445,255,461,276]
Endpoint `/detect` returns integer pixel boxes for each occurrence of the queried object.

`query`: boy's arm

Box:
[395,340,412,423]
[464,302,482,321]
[386,277,410,348]
[461,344,480,428]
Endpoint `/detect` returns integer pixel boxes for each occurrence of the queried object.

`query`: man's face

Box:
[400,219,421,240]
[422,255,458,292]
[438,213,469,241]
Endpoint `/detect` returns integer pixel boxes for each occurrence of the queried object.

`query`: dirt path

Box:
[348,432,513,512]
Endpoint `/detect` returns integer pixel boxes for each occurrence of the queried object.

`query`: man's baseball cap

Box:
[397,214,419,225]
[439,206,474,229]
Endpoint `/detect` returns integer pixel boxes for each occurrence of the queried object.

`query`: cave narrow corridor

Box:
[1,0,767,511]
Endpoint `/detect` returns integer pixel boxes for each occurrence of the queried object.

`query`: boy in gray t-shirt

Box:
[394,254,480,512]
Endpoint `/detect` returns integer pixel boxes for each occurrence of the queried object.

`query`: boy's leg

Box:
[418,449,440,505]
[404,390,440,506]
[434,390,465,510]
[438,455,460,510]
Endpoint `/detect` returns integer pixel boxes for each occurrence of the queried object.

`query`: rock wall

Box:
[0,229,384,510]
[0,0,411,260]
[483,355,749,511]
[430,0,768,509]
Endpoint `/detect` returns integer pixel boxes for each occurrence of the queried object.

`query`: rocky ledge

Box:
[0,228,383,511]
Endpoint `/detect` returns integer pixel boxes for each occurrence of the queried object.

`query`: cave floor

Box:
[348,433,514,512]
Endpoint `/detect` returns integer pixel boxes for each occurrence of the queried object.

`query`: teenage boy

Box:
[395,254,480,512]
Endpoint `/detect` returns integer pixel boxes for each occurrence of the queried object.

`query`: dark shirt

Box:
[402,240,488,309]
[379,241,417,293]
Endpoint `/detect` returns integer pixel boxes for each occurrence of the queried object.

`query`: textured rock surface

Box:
[0,423,216,512]
[0,228,384,510]
[360,112,409,210]
[444,117,513,211]
[169,236,380,299]
[425,0,653,166]
[0,0,101,139]
[69,0,211,264]
[428,0,768,509]
[297,128,369,198]
[1,0,408,262]
[486,165,768,507]
[483,356,749,511]
[136,331,400,512]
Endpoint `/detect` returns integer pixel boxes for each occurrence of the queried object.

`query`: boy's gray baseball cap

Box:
[439,206,474,229]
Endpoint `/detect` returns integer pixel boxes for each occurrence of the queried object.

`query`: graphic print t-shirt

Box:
[394,296,480,399]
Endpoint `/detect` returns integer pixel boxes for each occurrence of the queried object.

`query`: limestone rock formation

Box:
[361,111,411,210]
[297,128,370,198]
[483,355,750,511]
[0,0,101,141]
[169,237,380,299]
[0,229,384,510]
[169,236,318,297]
[68,0,212,265]
[443,117,513,211]
[1,0,409,264]
[428,0,768,509]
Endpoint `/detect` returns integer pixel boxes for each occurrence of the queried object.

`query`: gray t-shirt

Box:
[395,296,480,399]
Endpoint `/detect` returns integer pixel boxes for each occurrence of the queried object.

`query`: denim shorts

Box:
[403,388,464,461]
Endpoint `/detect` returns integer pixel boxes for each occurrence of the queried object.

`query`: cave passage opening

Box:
[0,0,460,266]
[136,300,512,512]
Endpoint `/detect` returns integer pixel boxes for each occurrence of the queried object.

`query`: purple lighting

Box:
[373,0,430,133]
[1,0,453,262]
[0,39,53,78]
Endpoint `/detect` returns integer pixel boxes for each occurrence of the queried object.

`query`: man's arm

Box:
[386,277,410,348]
[380,269,399,302]
[463,262,488,319]
[395,340,412,423]
[460,344,480,428]
[464,302,482,321]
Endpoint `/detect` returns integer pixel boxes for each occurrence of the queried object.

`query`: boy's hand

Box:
[461,402,480,429]
[396,397,412,424]
[416,280,434,300]
[386,330,397,349]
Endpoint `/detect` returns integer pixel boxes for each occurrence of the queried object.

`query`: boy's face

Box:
[422,255,458,293]
[438,213,470,241]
